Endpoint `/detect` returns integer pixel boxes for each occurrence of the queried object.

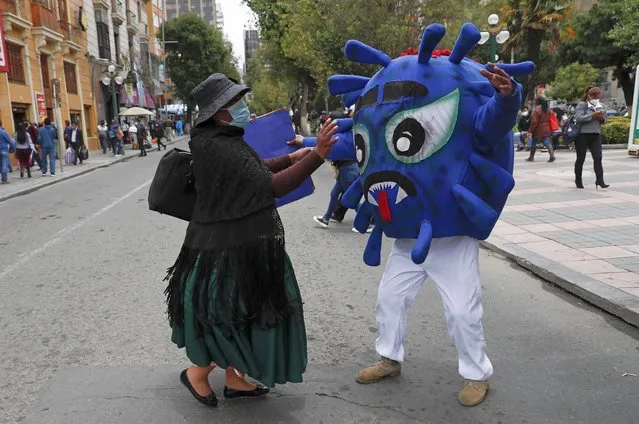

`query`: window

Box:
[6,42,25,84]
[95,11,111,60]
[41,55,50,89]
[64,62,78,94]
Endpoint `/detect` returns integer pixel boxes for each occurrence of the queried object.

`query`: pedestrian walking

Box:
[154,122,167,150]
[0,120,16,184]
[526,97,555,162]
[27,122,42,171]
[516,106,531,151]
[63,120,72,149]
[121,120,129,145]
[109,120,119,155]
[574,86,609,189]
[175,117,184,136]
[135,119,146,157]
[38,118,57,176]
[162,73,337,407]
[13,123,35,178]
[97,120,109,154]
[163,119,173,143]
[293,109,302,133]
[69,122,85,165]
[115,125,124,157]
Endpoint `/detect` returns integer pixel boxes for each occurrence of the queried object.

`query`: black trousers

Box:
[72,143,83,164]
[574,133,604,183]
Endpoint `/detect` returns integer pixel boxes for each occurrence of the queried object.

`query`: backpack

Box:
[562,115,580,141]
[549,111,559,132]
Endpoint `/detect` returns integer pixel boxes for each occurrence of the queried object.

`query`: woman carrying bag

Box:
[526,97,555,162]
[162,74,338,407]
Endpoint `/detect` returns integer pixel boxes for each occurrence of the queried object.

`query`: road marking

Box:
[0,179,152,281]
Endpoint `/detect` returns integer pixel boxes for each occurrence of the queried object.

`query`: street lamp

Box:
[478,14,510,63]
[101,64,125,122]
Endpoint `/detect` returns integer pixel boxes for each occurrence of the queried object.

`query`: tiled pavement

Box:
[483,147,639,326]
[0,136,187,203]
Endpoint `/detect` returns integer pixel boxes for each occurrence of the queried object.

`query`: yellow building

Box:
[1,0,99,152]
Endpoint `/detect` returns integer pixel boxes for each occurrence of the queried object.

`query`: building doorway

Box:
[12,103,30,131]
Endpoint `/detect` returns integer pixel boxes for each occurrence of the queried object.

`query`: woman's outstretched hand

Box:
[315,118,339,159]
[289,147,313,163]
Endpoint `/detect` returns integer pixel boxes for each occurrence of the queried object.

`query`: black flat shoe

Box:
[180,369,218,407]
[223,385,270,399]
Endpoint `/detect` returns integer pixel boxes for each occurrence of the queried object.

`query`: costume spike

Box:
[468,81,495,98]
[342,177,364,209]
[328,75,370,96]
[342,90,363,108]
[452,184,499,229]
[449,23,481,64]
[364,225,383,266]
[485,62,536,76]
[468,153,515,196]
[418,24,446,64]
[336,118,353,133]
[345,40,392,67]
[411,220,433,264]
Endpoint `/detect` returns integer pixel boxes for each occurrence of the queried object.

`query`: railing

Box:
[31,2,60,32]
[127,10,137,26]
[112,0,124,15]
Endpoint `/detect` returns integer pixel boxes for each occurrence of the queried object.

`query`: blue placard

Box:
[243,109,315,207]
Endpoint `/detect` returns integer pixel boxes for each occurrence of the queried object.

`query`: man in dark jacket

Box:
[38,118,58,176]
[70,121,84,165]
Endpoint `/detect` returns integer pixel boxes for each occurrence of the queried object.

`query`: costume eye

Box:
[385,89,460,164]
[354,124,370,170]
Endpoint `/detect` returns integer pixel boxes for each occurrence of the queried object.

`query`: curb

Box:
[481,239,639,328]
[0,136,188,204]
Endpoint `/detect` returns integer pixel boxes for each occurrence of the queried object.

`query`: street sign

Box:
[628,65,639,156]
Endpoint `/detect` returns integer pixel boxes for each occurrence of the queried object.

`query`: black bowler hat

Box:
[191,73,250,127]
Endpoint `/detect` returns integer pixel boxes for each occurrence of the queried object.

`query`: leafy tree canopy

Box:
[159,14,239,117]
[547,62,600,102]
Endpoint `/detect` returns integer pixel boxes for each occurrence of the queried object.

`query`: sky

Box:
[218,0,256,74]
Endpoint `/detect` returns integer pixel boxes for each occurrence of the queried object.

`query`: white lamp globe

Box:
[488,14,499,26]
[114,75,124,85]
[496,30,510,44]
[101,76,111,86]
[478,32,490,45]
[107,64,116,73]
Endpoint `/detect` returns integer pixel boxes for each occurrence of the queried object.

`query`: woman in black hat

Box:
[165,74,338,407]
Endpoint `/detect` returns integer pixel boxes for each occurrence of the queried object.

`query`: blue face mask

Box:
[222,99,251,128]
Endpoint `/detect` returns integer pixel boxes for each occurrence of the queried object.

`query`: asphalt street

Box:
[0,140,638,424]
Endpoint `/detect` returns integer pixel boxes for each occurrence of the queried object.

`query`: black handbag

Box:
[148,148,196,221]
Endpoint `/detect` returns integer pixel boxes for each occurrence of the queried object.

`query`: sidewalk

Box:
[483,148,639,327]
[0,136,188,203]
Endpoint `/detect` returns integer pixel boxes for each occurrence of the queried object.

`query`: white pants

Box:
[375,236,493,381]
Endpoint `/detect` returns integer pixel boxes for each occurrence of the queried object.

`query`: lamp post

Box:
[478,14,510,63]
[101,64,125,122]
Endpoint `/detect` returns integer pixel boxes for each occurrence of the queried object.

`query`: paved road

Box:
[1,140,638,423]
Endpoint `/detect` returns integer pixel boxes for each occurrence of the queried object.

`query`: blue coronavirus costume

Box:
[327,22,535,403]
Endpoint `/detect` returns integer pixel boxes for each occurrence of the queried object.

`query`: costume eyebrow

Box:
[382,81,429,102]
[356,86,379,110]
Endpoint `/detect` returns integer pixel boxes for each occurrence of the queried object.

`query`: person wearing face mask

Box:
[526,97,555,162]
[574,87,608,189]
[164,74,338,408]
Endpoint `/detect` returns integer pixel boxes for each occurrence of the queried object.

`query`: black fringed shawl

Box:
[164,123,298,335]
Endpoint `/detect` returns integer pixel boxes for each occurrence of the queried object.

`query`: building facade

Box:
[243,28,258,74]
[1,0,97,149]
[165,0,215,27]
[214,1,221,31]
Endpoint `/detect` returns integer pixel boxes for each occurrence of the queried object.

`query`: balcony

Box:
[92,0,110,12]
[126,10,138,35]
[139,23,149,41]
[111,0,125,25]
[31,1,64,52]
[1,0,31,39]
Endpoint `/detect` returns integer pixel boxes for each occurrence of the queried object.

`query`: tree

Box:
[559,0,635,106]
[501,0,574,100]
[547,62,600,101]
[159,14,239,121]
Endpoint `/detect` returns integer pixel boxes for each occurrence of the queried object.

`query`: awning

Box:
[145,94,156,110]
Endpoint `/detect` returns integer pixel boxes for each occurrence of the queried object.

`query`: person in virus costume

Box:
[328,23,535,407]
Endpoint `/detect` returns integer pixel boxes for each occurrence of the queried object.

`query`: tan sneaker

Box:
[458,380,489,407]
[355,357,401,384]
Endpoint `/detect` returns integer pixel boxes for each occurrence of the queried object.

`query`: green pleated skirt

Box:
[170,254,307,388]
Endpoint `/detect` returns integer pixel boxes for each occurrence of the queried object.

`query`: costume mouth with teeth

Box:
[327,22,535,266]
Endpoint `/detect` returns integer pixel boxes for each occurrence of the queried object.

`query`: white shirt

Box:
[129,124,138,134]
[97,124,108,135]
[71,128,77,143]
